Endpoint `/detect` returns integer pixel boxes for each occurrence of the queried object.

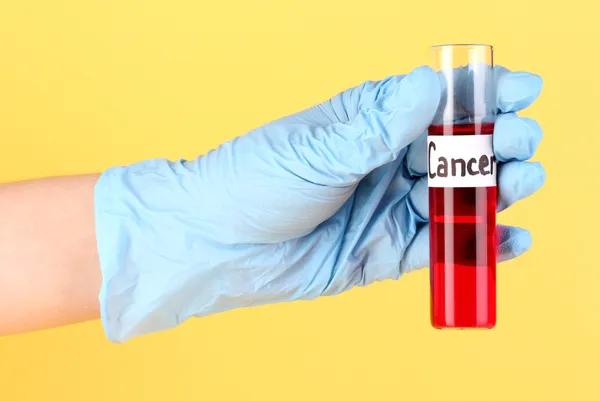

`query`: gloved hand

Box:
[95,66,544,343]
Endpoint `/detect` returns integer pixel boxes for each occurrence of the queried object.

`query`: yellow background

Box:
[0,0,597,400]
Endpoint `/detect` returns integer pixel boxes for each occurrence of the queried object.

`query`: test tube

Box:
[428,44,497,329]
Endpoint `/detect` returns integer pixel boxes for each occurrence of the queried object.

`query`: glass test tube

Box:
[428,44,497,329]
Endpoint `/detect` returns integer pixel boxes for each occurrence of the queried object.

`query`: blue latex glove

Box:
[95,66,545,343]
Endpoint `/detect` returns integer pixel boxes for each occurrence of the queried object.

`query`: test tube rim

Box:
[431,43,493,50]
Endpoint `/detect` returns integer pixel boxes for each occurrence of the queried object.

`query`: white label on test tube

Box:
[427,135,497,188]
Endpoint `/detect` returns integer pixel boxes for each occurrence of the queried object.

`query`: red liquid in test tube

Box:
[428,44,497,329]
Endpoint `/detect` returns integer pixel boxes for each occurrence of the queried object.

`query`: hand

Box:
[95,66,544,343]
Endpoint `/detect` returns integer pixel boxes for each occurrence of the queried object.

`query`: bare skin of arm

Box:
[0,174,102,336]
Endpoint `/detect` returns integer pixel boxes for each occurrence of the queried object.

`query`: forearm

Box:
[0,174,102,336]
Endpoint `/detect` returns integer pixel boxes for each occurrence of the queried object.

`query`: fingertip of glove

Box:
[521,161,547,194]
[401,65,441,103]
[530,161,546,185]
[514,227,533,254]
[498,71,543,112]
[380,66,439,106]
[494,114,544,161]
[498,226,533,262]
[378,66,441,134]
